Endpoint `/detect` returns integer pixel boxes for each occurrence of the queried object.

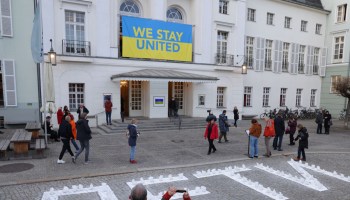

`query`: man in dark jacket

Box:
[315,112,323,134]
[74,113,92,164]
[273,114,285,151]
[77,103,89,118]
[218,110,230,143]
[57,116,75,164]
[293,124,309,161]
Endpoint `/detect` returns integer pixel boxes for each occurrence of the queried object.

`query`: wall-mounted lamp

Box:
[120,80,128,87]
[242,62,247,74]
[48,39,56,66]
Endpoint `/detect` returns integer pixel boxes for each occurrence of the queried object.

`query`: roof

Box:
[282,0,325,10]
[110,69,219,83]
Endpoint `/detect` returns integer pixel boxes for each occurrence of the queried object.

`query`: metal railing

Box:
[62,39,91,56]
[215,53,234,66]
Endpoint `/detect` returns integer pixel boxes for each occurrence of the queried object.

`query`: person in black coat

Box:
[57,116,75,164]
[128,118,139,164]
[74,113,92,164]
[293,124,309,161]
[323,110,332,134]
[273,114,285,151]
[233,106,239,127]
[77,103,89,118]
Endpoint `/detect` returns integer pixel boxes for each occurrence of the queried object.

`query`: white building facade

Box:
[41,0,329,126]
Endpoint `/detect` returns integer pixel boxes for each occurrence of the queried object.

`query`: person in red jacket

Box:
[129,184,191,200]
[162,186,191,200]
[57,107,63,125]
[263,117,275,157]
[204,116,219,155]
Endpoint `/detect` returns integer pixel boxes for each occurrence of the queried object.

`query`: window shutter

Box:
[253,37,259,71]
[3,59,17,106]
[319,48,327,77]
[290,43,299,74]
[0,0,13,37]
[306,46,314,75]
[259,38,266,71]
[273,40,282,73]
[254,37,265,72]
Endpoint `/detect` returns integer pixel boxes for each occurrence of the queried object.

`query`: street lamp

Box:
[242,62,248,74]
[235,55,248,74]
[48,39,56,66]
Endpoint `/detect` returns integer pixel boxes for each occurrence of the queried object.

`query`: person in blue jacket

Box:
[128,118,140,164]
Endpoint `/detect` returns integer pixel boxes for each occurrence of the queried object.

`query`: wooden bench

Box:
[10,129,32,155]
[25,122,41,139]
[0,139,10,160]
[35,139,46,158]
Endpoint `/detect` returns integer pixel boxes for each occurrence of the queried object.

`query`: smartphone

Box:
[176,189,186,193]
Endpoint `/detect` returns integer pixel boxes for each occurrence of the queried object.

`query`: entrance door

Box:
[129,81,143,116]
[173,82,185,115]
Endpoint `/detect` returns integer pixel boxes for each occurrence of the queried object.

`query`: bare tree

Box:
[335,77,350,128]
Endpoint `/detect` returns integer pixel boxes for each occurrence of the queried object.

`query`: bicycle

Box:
[339,109,346,120]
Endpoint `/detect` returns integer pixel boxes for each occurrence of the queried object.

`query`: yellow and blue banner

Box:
[122,16,192,62]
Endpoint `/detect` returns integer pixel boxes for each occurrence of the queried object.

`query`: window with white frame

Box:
[280,88,287,107]
[301,20,307,32]
[284,17,291,28]
[65,10,86,55]
[246,36,254,67]
[247,8,255,21]
[333,36,344,62]
[298,45,305,73]
[219,0,228,14]
[296,88,302,107]
[263,87,270,107]
[120,0,140,15]
[267,13,274,25]
[265,40,273,70]
[315,24,322,34]
[282,42,289,72]
[337,4,347,23]
[330,75,342,93]
[69,83,85,110]
[313,48,320,74]
[217,87,225,107]
[198,95,205,106]
[217,31,229,64]
[167,7,183,23]
[310,89,317,107]
[244,87,252,107]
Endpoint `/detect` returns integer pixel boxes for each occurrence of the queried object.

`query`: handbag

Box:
[328,120,333,126]
[285,127,290,134]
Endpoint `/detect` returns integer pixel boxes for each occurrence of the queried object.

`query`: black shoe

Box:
[277,149,283,151]
[273,148,277,150]
[288,143,295,146]
[213,149,216,153]
[254,156,258,158]
[225,140,229,142]
[207,152,211,155]
[249,156,253,159]
[218,141,222,143]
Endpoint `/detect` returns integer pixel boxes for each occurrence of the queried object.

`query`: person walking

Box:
[263,117,275,157]
[315,111,323,134]
[128,118,139,164]
[104,97,113,125]
[248,119,262,158]
[77,103,89,118]
[218,110,230,143]
[288,117,297,145]
[74,113,92,164]
[57,116,75,164]
[233,106,239,127]
[204,116,218,155]
[273,114,285,151]
[168,98,175,117]
[293,124,309,161]
[324,110,332,134]
[173,98,179,117]
[69,113,80,153]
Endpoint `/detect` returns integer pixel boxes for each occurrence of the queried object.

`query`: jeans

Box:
[219,131,228,142]
[273,134,284,150]
[208,139,216,154]
[297,146,306,159]
[249,136,258,157]
[317,123,322,134]
[106,111,112,124]
[71,139,79,151]
[59,139,74,160]
[130,146,136,160]
[264,137,272,155]
[75,140,90,162]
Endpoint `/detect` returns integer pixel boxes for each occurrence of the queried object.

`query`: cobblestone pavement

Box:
[0,119,349,200]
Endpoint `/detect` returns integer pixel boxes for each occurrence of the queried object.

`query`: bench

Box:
[25,122,41,139]
[0,139,10,160]
[35,139,46,158]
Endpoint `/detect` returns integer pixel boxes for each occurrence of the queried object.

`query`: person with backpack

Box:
[218,110,230,143]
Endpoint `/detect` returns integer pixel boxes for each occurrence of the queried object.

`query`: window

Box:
[246,37,254,67]
[217,31,229,64]
[265,40,273,70]
[0,59,17,106]
[296,89,302,107]
[310,89,316,107]
[298,45,305,73]
[284,17,291,28]
[65,10,86,55]
[280,88,287,107]
[120,0,140,15]
[282,42,289,72]
[331,75,342,93]
[333,36,344,62]
[263,87,270,107]
[167,7,183,23]
[217,87,225,107]
[301,20,307,32]
[219,0,228,14]
[267,13,274,25]
[315,24,322,34]
[69,83,85,110]
[313,48,320,75]
[247,8,255,21]
[244,87,252,107]
[337,4,347,23]
[198,95,205,106]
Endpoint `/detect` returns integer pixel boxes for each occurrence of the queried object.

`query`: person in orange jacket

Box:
[263,116,275,157]
[69,113,79,152]
[204,116,219,155]
[248,119,262,158]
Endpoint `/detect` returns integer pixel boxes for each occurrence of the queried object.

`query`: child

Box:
[293,124,309,161]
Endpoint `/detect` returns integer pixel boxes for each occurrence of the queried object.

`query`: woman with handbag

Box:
[323,110,332,134]
[263,117,275,157]
[288,117,297,145]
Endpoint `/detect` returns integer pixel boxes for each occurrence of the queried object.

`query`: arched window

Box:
[120,0,140,16]
[167,7,183,23]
